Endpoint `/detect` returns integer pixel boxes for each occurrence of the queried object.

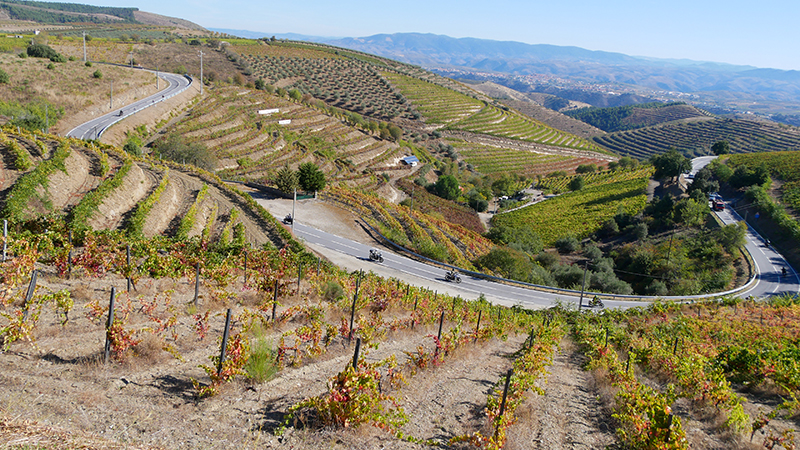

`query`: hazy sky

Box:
[79,0,799,70]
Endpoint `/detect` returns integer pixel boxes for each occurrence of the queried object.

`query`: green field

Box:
[492,176,650,246]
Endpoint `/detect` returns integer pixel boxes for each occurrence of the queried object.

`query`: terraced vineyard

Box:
[323,186,493,268]
[537,166,654,193]
[0,127,293,249]
[164,85,412,189]
[242,54,415,120]
[450,139,600,177]
[382,72,484,124]
[493,172,652,246]
[595,118,800,159]
[384,72,608,153]
[567,102,711,132]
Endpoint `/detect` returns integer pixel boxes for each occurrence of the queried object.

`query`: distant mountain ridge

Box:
[208,30,800,105]
[324,33,800,104]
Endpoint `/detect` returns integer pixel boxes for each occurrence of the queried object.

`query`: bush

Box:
[153,134,218,171]
[645,280,668,296]
[568,176,584,191]
[583,245,603,262]
[0,69,9,84]
[575,164,597,174]
[535,251,558,269]
[46,63,55,70]
[123,139,142,156]
[322,281,345,301]
[92,70,102,79]
[469,197,488,212]
[27,43,60,59]
[84,61,92,67]
[554,236,580,254]
[475,247,534,281]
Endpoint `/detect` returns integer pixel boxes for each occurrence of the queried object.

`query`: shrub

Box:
[27,43,60,59]
[46,63,54,70]
[322,281,344,302]
[554,236,580,254]
[568,176,584,191]
[84,61,92,67]
[0,68,9,84]
[575,164,597,174]
[245,337,278,383]
[92,70,102,79]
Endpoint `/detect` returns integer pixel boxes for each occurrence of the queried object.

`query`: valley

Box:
[1,3,800,449]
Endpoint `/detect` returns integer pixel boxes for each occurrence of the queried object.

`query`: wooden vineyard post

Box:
[673,337,679,355]
[193,262,201,306]
[604,326,609,349]
[271,279,278,322]
[528,327,535,350]
[22,270,37,321]
[411,295,418,330]
[296,262,302,298]
[474,310,482,343]
[499,369,513,418]
[2,219,6,263]
[316,256,320,274]
[217,309,232,376]
[243,251,248,285]
[352,337,361,370]
[67,231,73,279]
[437,310,445,342]
[126,245,133,292]
[104,287,116,364]
[626,348,632,374]
[665,413,674,443]
[348,270,362,344]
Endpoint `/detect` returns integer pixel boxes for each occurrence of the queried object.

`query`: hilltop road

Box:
[67,70,191,140]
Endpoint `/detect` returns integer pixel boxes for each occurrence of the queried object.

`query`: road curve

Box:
[67,70,192,141]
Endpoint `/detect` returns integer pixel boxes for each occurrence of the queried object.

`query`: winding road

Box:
[63,73,798,309]
[66,70,192,140]
[254,158,800,309]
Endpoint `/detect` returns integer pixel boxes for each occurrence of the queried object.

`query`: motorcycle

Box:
[282,214,293,225]
[445,270,462,284]
[369,249,384,263]
[588,296,604,308]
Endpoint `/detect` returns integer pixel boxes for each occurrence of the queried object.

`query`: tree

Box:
[254,78,266,90]
[153,134,217,171]
[388,124,403,141]
[575,164,597,174]
[568,176,585,191]
[298,162,326,192]
[432,174,460,200]
[711,140,730,155]
[475,247,534,281]
[651,148,691,181]
[274,165,299,194]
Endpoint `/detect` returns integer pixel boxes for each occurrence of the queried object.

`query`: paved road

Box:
[717,203,800,298]
[67,70,192,140]
[286,219,652,310]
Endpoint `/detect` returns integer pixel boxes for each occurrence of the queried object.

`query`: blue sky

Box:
[84,0,799,70]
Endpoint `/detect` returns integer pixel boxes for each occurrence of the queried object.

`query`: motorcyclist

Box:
[283,214,293,224]
[370,249,382,260]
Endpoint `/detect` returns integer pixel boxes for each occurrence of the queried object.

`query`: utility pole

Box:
[109,79,113,109]
[198,50,205,94]
[82,31,86,62]
[292,188,296,232]
[128,51,134,68]
[578,261,588,311]
[156,65,159,90]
